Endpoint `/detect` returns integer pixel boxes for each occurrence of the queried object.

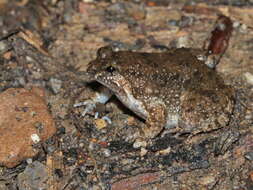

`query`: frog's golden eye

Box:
[106,65,116,73]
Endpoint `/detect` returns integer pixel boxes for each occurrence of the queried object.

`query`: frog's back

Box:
[87,46,234,136]
[121,48,233,132]
[155,48,234,133]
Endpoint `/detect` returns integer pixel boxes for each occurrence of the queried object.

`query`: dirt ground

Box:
[0,0,252,189]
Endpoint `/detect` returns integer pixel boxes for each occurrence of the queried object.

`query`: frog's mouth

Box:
[95,72,148,120]
[76,71,95,82]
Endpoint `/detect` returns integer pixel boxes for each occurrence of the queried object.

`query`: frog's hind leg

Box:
[180,90,231,135]
[141,102,167,139]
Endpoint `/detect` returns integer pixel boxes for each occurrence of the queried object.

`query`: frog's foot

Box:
[73,100,96,116]
[214,128,240,156]
[74,86,113,116]
[133,103,167,148]
[144,103,167,138]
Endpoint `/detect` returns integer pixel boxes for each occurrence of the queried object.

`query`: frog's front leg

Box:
[141,102,167,139]
[74,86,113,116]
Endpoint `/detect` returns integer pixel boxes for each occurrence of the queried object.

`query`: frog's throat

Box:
[96,75,148,120]
[115,88,148,120]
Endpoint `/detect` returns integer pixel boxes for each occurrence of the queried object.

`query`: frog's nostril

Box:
[97,46,113,59]
[106,66,116,73]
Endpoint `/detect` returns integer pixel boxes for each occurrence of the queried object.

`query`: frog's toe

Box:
[101,116,112,124]
[81,104,96,116]
[73,100,96,116]
[214,129,240,156]
[133,137,147,148]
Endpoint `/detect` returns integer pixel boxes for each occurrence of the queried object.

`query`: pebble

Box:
[233,21,241,28]
[0,40,11,55]
[250,171,253,182]
[199,175,216,186]
[0,181,8,190]
[107,2,146,21]
[168,19,179,27]
[94,118,107,130]
[0,41,7,53]
[245,152,253,161]
[31,133,41,143]
[0,16,3,26]
[146,9,181,27]
[17,161,49,190]
[82,0,94,2]
[158,147,171,155]
[133,139,147,148]
[103,148,111,157]
[49,78,62,94]
[111,172,161,190]
[179,16,194,27]
[177,36,190,48]
[0,87,56,168]
[26,158,33,164]
[243,72,253,85]
[240,23,248,33]
[140,147,148,157]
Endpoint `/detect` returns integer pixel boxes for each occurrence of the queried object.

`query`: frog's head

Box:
[86,46,148,119]
[86,46,129,94]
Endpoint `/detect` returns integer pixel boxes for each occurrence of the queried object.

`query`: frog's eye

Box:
[106,65,116,73]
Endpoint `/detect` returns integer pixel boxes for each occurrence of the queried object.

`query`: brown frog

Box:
[76,46,234,140]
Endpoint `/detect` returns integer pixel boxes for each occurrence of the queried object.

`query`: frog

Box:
[75,46,234,141]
